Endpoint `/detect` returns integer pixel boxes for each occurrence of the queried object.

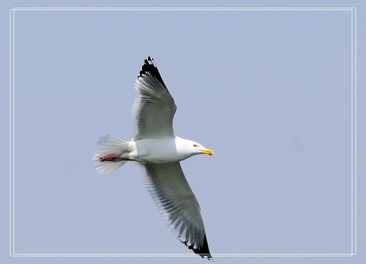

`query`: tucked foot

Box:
[99,154,120,162]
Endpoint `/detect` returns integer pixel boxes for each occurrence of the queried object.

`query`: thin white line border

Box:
[12,6,355,11]
[9,6,357,258]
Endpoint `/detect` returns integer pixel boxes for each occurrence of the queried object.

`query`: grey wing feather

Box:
[133,57,177,139]
[142,162,212,259]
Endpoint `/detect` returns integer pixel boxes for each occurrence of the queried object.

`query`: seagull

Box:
[93,57,214,259]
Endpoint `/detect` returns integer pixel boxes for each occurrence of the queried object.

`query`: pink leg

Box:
[99,154,119,162]
[99,150,128,162]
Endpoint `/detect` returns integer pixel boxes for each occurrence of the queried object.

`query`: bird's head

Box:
[183,139,215,156]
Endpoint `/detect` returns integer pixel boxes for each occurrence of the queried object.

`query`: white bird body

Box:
[126,137,210,164]
[93,57,214,259]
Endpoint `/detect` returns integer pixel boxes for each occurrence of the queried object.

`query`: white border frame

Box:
[9,6,357,258]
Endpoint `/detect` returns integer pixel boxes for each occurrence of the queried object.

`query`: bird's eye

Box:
[193,144,198,147]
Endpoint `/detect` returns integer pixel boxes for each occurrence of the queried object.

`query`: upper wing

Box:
[133,57,177,139]
[142,162,212,259]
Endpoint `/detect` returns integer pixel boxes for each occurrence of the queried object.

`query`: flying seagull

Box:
[93,57,214,259]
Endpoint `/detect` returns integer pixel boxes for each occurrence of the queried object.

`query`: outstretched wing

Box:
[142,162,212,259]
[133,57,177,139]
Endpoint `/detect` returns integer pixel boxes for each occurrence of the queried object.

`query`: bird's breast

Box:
[131,138,187,164]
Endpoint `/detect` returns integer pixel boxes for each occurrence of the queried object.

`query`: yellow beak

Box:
[201,149,215,156]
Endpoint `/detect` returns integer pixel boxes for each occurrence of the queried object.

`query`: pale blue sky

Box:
[1,1,365,264]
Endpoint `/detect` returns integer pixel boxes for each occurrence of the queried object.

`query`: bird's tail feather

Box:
[93,134,129,174]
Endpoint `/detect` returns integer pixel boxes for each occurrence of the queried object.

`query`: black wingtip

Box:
[182,235,213,260]
[138,57,167,88]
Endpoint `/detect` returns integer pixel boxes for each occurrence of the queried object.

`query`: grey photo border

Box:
[9,6,357,258]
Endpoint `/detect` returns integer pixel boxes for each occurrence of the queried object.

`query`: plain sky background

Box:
[1,1,365,264]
